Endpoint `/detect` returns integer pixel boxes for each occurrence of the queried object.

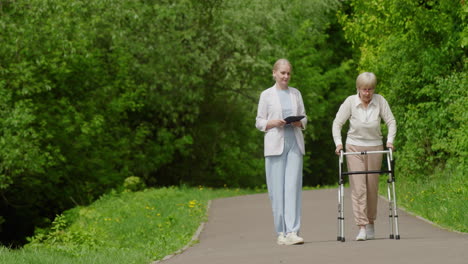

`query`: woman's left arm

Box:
[380,97,397,148]
[295,90,307,130]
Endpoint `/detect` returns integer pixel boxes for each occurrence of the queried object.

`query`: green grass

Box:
[0,246,147,264]
[379,166,467,233]
[0,186,261,264]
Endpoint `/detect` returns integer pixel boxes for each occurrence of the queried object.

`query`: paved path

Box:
[161,189,467,264]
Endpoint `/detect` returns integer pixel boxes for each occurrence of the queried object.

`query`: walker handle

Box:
[341,150,391,156]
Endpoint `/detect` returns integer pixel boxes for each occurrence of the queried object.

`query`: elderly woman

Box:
[332,72,396,241]
[256,59,307,245]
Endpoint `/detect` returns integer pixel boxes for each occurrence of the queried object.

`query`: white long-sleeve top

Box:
[332,94,396,147]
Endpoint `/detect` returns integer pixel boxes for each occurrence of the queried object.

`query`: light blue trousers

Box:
[265,129,303,235]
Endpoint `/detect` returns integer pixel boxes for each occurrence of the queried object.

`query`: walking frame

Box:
[337,149,400,242]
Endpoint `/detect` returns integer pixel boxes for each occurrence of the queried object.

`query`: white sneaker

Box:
[284,232,304,245]
[356,228,366,241]
[366,224,375,240]
[277,232,287,245]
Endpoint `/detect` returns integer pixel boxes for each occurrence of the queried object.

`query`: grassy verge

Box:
[379,166,467,233]
[0,186,261,264]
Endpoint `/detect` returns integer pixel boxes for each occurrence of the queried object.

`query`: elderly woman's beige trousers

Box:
[345,144,383,226]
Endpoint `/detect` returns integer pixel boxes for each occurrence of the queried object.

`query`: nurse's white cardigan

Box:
[255,85,307,156]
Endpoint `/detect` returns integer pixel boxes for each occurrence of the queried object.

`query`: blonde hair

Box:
[272,59,292,80]
[273,58,292,71]
[356,72,377,90]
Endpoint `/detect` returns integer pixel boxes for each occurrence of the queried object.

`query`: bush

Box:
[123,177,146,192]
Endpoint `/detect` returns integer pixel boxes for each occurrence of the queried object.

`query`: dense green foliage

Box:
[339,0,466,175]
[340,0,467,231]
[0,0,347,245]
[0,187,259,263]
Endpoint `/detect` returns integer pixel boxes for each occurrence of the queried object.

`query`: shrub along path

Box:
[158,188,467,264]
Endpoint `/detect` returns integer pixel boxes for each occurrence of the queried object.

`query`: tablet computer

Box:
[284,115,305,124]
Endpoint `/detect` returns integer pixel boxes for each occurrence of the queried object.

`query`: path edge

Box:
[378,194,467,235]
[152,200,213,264]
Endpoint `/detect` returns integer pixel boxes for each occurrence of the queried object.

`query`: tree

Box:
[339,0,467,178]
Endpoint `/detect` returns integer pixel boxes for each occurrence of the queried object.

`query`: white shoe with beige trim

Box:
[356,228,367,241]
[283,232,304,245]
[277,232,287,245]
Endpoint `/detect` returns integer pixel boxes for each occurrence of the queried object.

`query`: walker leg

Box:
[337,185,341,241]
[337,154,345,242]
[387,152,401,240]
[387,178,394,239]
[337,183,345,242]
[340,183,345,242]
[386,152,395,239]
[391,180,400,239]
